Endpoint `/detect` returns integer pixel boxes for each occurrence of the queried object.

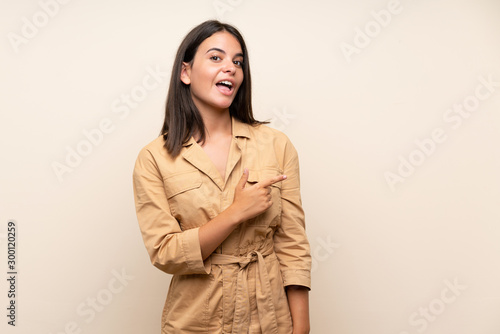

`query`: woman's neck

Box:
[197,109,232,141]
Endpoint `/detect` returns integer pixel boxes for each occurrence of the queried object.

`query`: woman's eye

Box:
[233,60,243,67]
[210,55,221,61]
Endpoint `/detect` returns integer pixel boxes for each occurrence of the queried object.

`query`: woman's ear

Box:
[180,62,191,85]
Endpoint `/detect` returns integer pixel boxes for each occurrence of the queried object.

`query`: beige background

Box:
[1,0,499,333]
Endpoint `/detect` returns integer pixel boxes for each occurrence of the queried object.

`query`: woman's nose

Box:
[223,61,236,74]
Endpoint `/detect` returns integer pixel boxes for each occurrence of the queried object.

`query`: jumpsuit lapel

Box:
[181,117,249,191]
[181,138,225,191]
[223,138,242,187]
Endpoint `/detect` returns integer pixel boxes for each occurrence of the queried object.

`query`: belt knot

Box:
[237,251,258,268]
[209,246,279,334]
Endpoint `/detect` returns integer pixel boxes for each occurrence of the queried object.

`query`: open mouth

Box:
[215,80,234,95]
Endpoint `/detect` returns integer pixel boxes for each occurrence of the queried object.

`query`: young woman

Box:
[133,20,311,334]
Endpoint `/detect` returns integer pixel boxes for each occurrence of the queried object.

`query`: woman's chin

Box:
[212,99,235,111]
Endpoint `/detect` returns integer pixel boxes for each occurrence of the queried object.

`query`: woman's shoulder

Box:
[135,135,167,161]
[250,122,292,144]
[246,123,299,164]
[144,135,166,148]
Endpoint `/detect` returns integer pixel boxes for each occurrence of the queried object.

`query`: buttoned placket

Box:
[181,133,246,333]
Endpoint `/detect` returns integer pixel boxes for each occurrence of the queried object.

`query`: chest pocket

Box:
[163,170,209,230]
[245,168,283,227]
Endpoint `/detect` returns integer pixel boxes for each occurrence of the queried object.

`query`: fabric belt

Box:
[211,247,279,334]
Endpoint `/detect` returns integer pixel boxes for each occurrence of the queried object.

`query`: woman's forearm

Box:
[199,170,286,260]
[286,285,310,334]
[198,205,242,260]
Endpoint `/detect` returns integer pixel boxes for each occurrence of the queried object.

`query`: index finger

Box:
[257,174,287,188]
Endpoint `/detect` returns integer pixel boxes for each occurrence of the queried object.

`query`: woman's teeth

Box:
[217,81,233,88]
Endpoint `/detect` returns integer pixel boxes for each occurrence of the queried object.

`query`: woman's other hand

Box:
[229,168,286,223]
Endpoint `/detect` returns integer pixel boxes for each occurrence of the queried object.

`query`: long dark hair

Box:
[160,20,265,157]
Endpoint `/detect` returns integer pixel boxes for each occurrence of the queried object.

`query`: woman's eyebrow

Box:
[206,47,225,54]
[205,47,244,58]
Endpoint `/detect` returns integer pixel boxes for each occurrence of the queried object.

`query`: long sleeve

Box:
[132,147,211,275]
[273,137,312,289]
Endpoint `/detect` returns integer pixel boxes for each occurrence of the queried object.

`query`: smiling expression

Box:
[180,31,244,115]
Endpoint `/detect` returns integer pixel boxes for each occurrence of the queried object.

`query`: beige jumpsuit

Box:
[133,118,311,333]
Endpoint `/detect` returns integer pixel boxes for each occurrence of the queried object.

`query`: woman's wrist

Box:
[223,204,244,226]
[286,285,310,334]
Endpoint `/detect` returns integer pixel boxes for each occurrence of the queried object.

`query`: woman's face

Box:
[181,31,244,115]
